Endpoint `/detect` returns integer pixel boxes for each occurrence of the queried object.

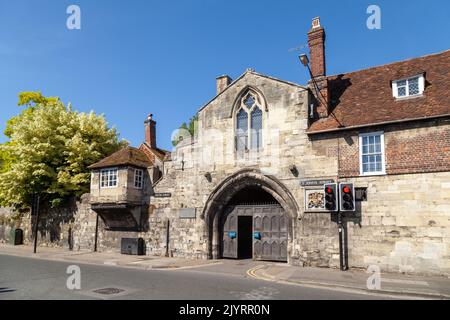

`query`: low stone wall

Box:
[0,195,95,250]
[0,207,16,244]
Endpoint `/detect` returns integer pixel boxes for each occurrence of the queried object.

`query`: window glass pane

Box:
[236,109,248,152]
[237,109,248,131]
[375,144,381,153]
[369,163,376,172]
[397,80,406,86]
[250,107,262,149]
[362,155,369,164]
[363,164,369,173]
[362,145,368,154]
[369,145,374,153]
[362,137,368,145]
[376,163,382,172]
[375,135,381,144]
[397,86,406,97]
[244,95,255,109]
[408,77,419,95]
[376,155,382,163]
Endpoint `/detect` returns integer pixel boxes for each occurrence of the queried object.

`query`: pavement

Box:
[248,263,450,299]
[0,244,221,271]
[1,243,450,299]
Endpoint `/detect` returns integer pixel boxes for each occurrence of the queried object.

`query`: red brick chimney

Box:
[216,75,232,95]
[307,17,329,118]
[144,113,157,149]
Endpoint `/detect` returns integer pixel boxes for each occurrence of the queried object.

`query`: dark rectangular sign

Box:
[300,179,334,187]
[153,193,172,198]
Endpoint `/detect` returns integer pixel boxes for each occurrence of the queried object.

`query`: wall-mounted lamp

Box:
[289,165,299,177]
[299,54,309,67]
[204,172,212,182]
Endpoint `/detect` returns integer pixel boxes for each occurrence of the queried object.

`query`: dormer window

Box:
[392,75,424,98]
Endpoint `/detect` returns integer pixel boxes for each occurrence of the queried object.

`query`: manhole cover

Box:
[92,288,125,295]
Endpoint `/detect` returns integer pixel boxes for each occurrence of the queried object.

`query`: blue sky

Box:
[0,0,449,151]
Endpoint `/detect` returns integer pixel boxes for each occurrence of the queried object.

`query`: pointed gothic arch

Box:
[201,168,299,260]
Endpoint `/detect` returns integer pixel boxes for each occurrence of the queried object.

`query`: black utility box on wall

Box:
[121,238,145,255]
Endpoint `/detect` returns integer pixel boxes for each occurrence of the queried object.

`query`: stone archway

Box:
[202,169,299,261]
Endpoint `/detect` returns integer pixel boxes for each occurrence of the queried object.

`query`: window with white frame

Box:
[235,92,264,154]
[359,132,385,175]
[134,169,143,189]
[100,168,118,188]
[392,75,424,98]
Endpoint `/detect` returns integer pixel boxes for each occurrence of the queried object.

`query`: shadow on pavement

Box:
[0,287,16,294]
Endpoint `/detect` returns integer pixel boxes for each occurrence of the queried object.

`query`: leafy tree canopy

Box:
[0,92,127,208]
[172,114,198,147]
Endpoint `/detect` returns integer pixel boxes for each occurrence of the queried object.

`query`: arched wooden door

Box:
[221,205,288,262]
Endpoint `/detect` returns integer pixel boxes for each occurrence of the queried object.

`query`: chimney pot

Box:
[145,114,157,149]
[216,75,232,95]
[311,17,321,29]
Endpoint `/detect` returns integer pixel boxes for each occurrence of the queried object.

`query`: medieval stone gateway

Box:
[202,169,299,261]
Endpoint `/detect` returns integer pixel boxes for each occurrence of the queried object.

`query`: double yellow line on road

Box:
[246,265,274,281]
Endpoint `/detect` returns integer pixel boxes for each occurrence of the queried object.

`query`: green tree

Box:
[0,92,127,208]
[172,114,198,147]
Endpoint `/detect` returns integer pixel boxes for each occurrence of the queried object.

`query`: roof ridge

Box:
[198,69,307,113]
[327,49,450,78]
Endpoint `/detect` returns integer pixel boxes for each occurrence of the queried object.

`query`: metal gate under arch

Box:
[221,204,288,262]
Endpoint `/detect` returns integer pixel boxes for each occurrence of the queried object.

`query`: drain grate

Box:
[92,287,125,295]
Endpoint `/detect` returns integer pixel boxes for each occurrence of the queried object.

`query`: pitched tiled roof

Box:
[307,50,450,133]
[88,146,152,169]
[139,143,169,161]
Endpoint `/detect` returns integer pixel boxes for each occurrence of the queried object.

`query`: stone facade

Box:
[2,17,448,277]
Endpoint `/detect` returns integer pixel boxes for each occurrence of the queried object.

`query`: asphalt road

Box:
[0,254,390,300]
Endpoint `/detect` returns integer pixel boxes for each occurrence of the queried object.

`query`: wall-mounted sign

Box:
[153,193,172,198]
[300,179,334,187]
[179,208,196,219]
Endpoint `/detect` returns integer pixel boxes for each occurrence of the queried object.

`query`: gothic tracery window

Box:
[235,91,264,153]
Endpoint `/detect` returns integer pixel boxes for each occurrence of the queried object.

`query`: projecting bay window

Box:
[359,132,386,175]
[100,168,118,188]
